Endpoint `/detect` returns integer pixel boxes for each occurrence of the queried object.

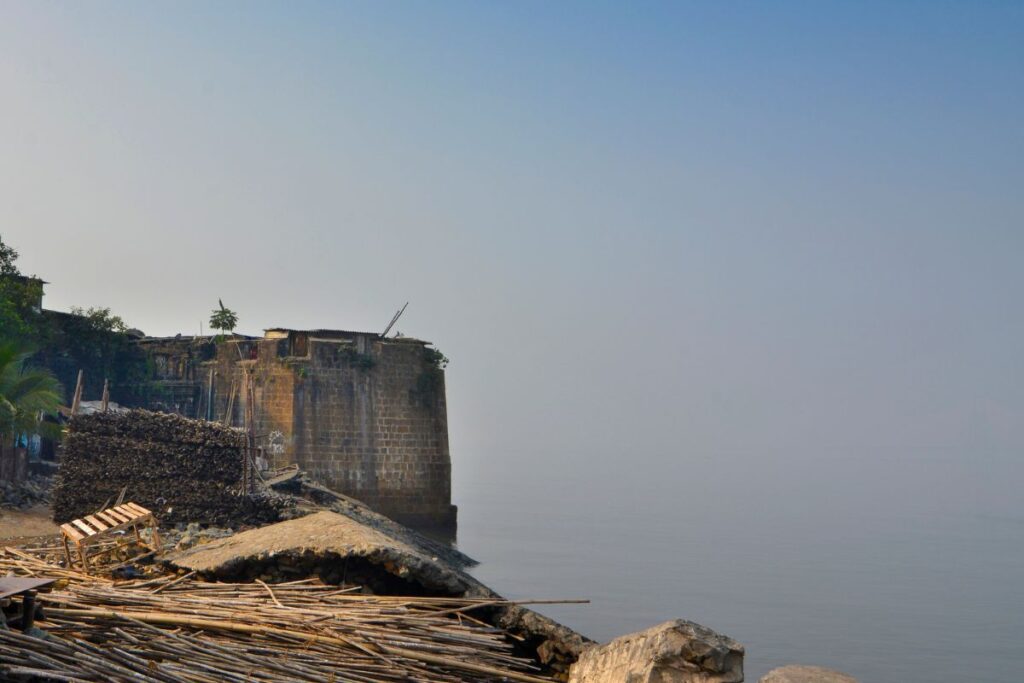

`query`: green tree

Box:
[209,299,239,337]
[0,237,18,276]
[69,307,127,334]
[0,341,63,445]
[0,234,44,342]
[47,307,143,394]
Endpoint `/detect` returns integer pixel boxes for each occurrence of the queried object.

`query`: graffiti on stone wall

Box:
[267,430,286,457]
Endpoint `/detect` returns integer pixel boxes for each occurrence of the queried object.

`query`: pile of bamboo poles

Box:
[0,548,566,682]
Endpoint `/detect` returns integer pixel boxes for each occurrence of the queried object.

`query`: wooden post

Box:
[13,447,27,483]
[207,368,215,421]
[101,379,110,413]
[70,370,84,416]
[241,370,257,494]
[149,517,162,551]
[61,535,73,568]
[224,380,237,426]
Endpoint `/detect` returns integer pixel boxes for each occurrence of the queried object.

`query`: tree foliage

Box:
[43,307,148,397]
[0,235,45,341]
[0,238,19,276]
[209,299,239,335]
[0,340,63,444]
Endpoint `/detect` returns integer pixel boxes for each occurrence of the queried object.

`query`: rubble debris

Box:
[52,409,290,526]
[166,521,235,551]
[568,620,744,683]
[0,547,561,682]
[0,472,52,510]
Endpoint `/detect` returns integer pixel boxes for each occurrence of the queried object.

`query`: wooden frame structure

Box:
[59,502,161,573]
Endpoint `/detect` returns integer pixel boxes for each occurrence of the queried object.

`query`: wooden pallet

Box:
[59,502,162,573]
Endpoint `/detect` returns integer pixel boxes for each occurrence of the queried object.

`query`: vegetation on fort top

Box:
[423,347,449,370]
[209,299,239,338]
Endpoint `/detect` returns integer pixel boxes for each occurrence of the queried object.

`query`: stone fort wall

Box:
[136,330,455,529]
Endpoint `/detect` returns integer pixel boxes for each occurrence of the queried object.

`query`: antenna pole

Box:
[380,302,409,338]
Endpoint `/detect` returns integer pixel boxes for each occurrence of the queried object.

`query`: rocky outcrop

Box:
[273,469,476,570]
[760,665,858,683]
[165,510,472,594]
[568,619,744,683]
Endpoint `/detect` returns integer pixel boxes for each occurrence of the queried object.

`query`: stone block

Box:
[568,620,743,683]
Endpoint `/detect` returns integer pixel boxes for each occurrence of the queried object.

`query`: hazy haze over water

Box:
[2,3,1022,680]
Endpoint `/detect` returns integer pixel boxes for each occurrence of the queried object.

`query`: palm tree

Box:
[0,341,63,447]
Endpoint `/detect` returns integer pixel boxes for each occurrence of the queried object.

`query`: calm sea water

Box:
[455,453,1024,682]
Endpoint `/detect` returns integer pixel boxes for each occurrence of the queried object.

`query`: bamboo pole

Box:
[46,607,553,683]
[1,546,575,683]
[70,370,84,415]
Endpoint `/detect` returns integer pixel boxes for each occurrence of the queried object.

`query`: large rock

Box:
[760,665,858,683]
[569,619,744,683]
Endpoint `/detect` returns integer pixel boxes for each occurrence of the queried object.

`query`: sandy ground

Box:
[0,504,59,544]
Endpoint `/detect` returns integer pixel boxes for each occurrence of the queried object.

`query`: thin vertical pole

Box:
[207,368,215,422]
[71,370,84,416]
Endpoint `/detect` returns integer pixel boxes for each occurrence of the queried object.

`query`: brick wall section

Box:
[140,333,455,528]
[287,337,452,525]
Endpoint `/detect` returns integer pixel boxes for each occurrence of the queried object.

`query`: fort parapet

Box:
[135,329,455,530]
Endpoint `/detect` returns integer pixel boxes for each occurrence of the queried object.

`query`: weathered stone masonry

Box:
[136,329,455,529]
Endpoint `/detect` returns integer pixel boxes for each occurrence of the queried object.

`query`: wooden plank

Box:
[123,502,151,516]
[95,510,121,527]
[72,519,97,537]
[124,507,148,522]
[60,523,85,542]
[104,508,131,523]
[62,535,73,568]
[113,505,141,520]
[84,515,109,532]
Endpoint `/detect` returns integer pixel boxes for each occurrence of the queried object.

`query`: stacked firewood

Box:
[53,410,286,527]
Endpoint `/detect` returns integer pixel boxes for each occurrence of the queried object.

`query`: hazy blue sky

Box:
[2,2,1022,516]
